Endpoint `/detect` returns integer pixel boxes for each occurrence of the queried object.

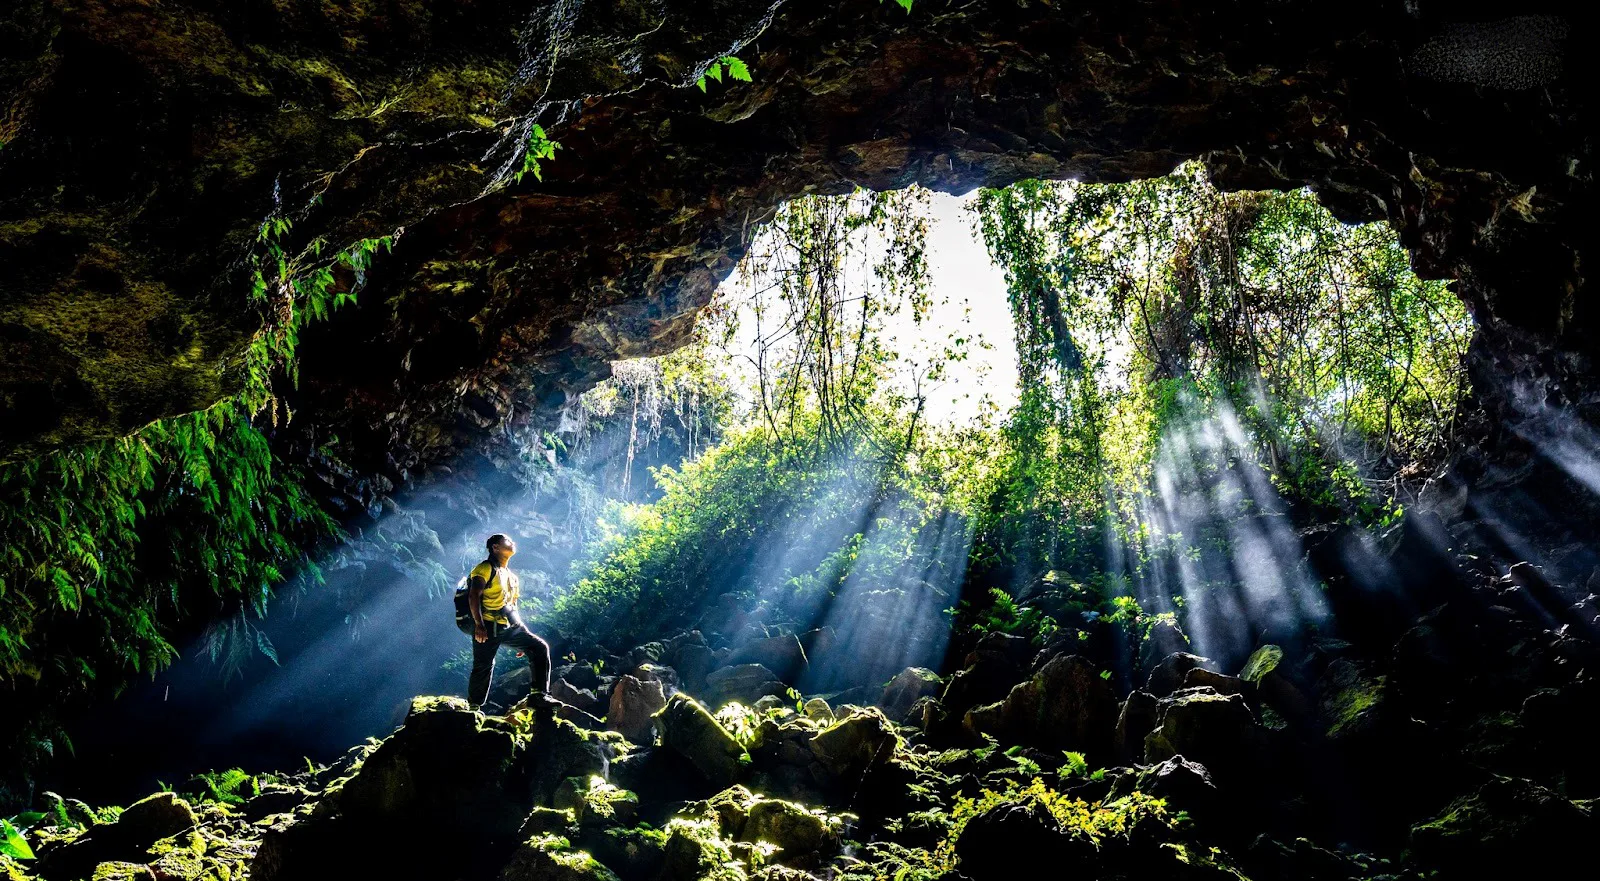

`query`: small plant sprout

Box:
[696,55,752,92]
[515,123,562,184]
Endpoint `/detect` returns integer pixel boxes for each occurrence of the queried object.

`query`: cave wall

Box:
[1,0,1587,485]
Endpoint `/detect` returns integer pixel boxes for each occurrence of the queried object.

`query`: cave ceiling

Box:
[0,0,1586,483]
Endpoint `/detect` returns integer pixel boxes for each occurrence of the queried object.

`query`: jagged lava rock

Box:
[608,674,667,743]
[880,667,942,721]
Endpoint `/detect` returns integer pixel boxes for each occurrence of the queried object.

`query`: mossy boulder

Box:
[1407,776,1594,876]
[660,818,746,881]
[1239,645,1312,724]
[583,826,669,880]
[116,793,197,847]
[519,807,578,839]
[741,799,839,858]
[40,792,196,879]
[1144,688,1264,785]
[1239,645,1284,683]
[90,863,157,881]
[253,696,580,880]
[499,834,621,881]
[809,708,897,783]
[880,668,942,721]
[1316,659,1386,742]
[953,801,1088,881]
[144,830,209,880]
[1146,653,1213,699]
[654,694,748,788]
[704,665,787,709]
[963,655,1118,761]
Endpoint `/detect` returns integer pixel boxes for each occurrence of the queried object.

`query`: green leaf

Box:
[707,61,723,83]
[724,56,752,82]
[1,817,34,860]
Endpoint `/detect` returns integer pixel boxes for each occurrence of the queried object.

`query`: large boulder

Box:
[254,697,618,881]
[1407,776,1595,877]
[672,645,720,694]
[654,694,748,788]
[1239,644,1312,724]
[741,799,839,859]
[608,675,667,743]
[704,664,787,708]
[500,834,622,881]
[1109,756,1223,826]
[659,818,745,881]
[553,679,606,718]
[40,792,196,879]
[879,668,942,721]
[727,635,809,682]
[1114,691,1160,764]
[952,801,1091,881]
[808,708,898,784]
[939,652,1019,719]
[1146,653,1213,698]
[1144,688,1264,786]
[963,655,1118,761]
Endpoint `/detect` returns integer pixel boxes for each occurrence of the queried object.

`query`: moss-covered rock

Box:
[659,818,746,881]
[809,708,897,783]
[1316,659,1386,742]
[1144,688,1264,785]
[583,825,669,880]
[499,834,621,881]
[654,694,749,788]
[880,668,941,722]
[90,863,156,881]
[741,799,839,859]
[1407,776,1594,876]
[144,830,209,881]
[40,792,196,879]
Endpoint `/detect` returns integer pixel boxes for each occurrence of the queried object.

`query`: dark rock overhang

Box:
[1,0,1586,481]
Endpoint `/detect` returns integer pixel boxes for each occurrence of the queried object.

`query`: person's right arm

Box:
[468,574,488,643]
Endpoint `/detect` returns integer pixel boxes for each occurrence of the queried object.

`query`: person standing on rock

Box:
[466,533,554,711]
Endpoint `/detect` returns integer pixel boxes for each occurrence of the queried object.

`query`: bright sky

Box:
[709,189,1020,427]
[899,190,1020,425]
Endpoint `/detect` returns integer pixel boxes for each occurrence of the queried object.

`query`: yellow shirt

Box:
[470,561,520,625]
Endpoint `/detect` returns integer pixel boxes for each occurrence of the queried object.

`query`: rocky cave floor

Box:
[5,511,1600,881]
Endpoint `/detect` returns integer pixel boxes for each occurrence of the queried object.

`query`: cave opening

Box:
[0,2,1590,879]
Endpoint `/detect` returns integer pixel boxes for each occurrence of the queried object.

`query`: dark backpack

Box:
[452,564,499,635]
[452,576,475,635]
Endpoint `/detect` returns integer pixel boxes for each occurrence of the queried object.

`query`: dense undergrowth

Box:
[542,167,1472,678]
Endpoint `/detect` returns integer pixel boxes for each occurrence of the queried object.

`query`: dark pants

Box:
[468,616,551,708]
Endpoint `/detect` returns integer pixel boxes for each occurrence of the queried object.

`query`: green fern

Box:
[696,55,753,92]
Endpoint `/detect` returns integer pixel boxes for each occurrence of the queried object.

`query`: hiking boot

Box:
[528,691,563,717]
